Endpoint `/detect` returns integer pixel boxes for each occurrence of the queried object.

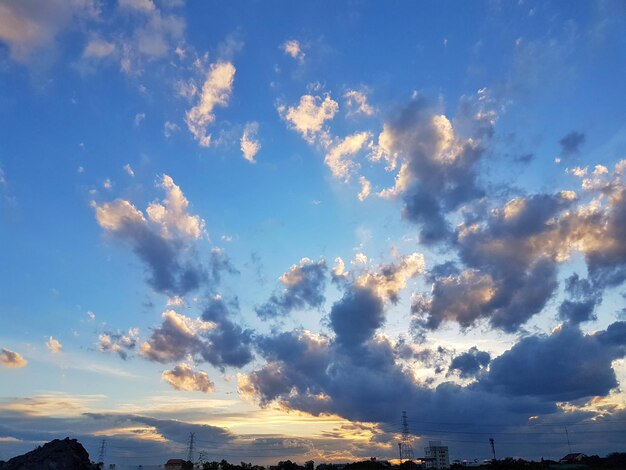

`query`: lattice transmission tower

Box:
[398,411,414,462]
[97,440,106,466]
[187,432,196,462]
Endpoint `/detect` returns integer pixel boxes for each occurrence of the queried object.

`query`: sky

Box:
[1,0,626,467]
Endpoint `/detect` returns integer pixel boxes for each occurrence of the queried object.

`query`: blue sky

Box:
[1,0,626,467]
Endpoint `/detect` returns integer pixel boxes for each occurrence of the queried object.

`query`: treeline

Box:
[452,452,626,470]
[174,453,626,470]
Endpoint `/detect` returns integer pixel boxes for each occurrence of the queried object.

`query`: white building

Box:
[424,441,449,469]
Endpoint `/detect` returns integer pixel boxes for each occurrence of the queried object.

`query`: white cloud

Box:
[146,175,205,240]
[94,199,146,232]
[344,90,375,116]
[163,121,181,138]
[116,2,185,74]
[351,252,368,266]
[0,348,27,368]
[98,328,139,360]
[161,363,214,392]
[166,296,185,307]
[378,161,411,199]
[46,337,62,353]
[185,62,236,147]
[133,13,184,58]
[83,38,116,58]
[282,39,305,62]
[356,252,425,300]
[118,0,156,13]
[280,94,338,144]
[332,257,347,280]
[358,176,371,201]
[324,131,371,181]
[0,0,99,62]
[124,164,135,177]
[240,122,261,163]
[134,113,145,126]
[103,179,113,189]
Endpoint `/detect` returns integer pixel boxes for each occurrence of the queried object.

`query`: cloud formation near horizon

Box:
[0,348,28,368]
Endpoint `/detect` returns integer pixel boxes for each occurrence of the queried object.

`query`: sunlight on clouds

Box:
[356,252,425,300]
[0,348,27,368]
[282,39,305,62]
[93,425,168,442]
[185,62,236,147]
[94,199,146,231]
[161,363,215,393]
[0,0,99,62]
[241,122,261,163]
[324,131,371,181]
[357,176,371,201]
[280,94,338,144]
[45,337,62,353]
[146,174,205,240]
[344,90,375,116]
[0,393,106,417]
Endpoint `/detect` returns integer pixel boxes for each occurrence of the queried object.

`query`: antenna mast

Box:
[489,437,496,461]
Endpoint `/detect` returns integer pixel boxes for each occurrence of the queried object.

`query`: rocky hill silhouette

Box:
[0,437,98,470]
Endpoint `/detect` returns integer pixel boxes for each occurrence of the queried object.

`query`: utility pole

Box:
[489,437,496,462]
[399,411,414,462]
[98,440,106,466]
[187,432,196,463]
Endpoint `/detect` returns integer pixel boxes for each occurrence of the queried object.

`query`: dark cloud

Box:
[578,187,626,287]
[413,193,575,333]
[330,287,384,350]
[200,296,254,369]
[256,258,327,319]
[140,310,205,364]
[559,131,585,156]
[98,329,138,360]
[402,185,452,244]
[209,247,239,284]
[0,403,396,465]
[141,297,253,370]
[94,176,237,298]
[378,95,490,244]
[558,274,600,324]
[111,211,207,296]
[449,347,490,378]
[85,413,234,446]
[558,299,597,325]
[243,320,626,460]
[479,323,626,401]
